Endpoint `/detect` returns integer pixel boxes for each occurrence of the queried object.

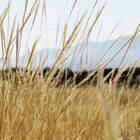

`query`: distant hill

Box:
[33,34,140,70]
[1,35,140,70]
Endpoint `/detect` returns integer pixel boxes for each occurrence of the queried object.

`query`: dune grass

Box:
[0,0,140,139]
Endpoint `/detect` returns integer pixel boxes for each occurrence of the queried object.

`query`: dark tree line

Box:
[41,67,140,87]
[1,67,140,88]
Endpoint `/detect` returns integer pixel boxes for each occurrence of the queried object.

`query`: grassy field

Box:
[0,0,140,139]
[0,72,140,139]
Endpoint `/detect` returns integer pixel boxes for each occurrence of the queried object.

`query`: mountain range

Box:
[1,34,140,71]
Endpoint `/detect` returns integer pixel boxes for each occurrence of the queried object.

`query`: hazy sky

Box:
[46,0,140,47]
[0,0,140,49]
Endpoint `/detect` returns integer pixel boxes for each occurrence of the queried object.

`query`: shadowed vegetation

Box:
[1,67,140,88]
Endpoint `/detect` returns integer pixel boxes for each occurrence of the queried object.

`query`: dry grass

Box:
[0,0,140,139]
[0,77,140,139]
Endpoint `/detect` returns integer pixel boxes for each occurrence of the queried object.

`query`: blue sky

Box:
[0,0,140,50]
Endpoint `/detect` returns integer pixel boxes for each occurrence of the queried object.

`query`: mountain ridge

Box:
[1,34,140,70]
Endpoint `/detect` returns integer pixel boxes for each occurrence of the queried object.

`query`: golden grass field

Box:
[0,0,140,139]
